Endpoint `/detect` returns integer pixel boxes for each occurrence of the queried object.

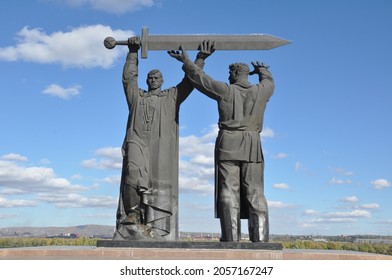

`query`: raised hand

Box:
[167,45,190,62]
[249,61,269,75]
[128,36,140,52]
[197,40,215,60]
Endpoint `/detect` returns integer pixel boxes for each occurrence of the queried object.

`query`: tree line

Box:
[280,240,392,256]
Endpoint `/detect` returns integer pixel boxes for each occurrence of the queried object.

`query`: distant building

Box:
[355,238,392,245]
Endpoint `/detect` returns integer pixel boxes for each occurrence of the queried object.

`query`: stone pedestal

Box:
[97,240,282,250]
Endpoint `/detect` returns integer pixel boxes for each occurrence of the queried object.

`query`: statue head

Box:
[146,69,163,91]
[228,63,250,84]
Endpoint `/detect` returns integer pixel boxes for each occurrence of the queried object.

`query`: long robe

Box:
[115,52,197,241]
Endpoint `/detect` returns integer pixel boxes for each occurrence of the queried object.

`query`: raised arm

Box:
[250,61,275,98]
[171,41,216,104]
[122,36,140,108]
[168,42,227,101]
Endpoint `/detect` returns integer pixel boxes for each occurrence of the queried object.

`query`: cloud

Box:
[261,127,275,140]
[312,218,357,223]
[272,183,290,190]
[0,197,37,208]
[0,25,132,68]
[268,200,295,208]
[273,152,288,159]
[54,0,158,14]
[42,84,81,99]
[334,167,354,176]
[0,158,87,194]
[371,178,391,190]
[328,177,352,185]
[341,196,359,203]
[37,193,117,208]
[178,125,216,194]
[81,147,122,169]
[303,209,318,215]
[181,202,214,211]
[324,210,371,219]
[179,176,213,195]
[101,175,121,185]
[294,161,302,171]
[0,153,28,162]
[359,203,380,210]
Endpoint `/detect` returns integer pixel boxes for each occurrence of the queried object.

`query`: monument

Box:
[101,27,290,246]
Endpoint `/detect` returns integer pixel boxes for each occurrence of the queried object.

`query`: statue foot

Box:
[113,223,165,241]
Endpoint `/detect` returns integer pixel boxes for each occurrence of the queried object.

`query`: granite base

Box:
[97,240,282,250]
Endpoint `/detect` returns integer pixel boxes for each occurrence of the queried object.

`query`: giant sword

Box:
[104,27,290,58]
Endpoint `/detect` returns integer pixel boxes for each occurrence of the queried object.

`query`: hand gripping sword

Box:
[104,27,290,58]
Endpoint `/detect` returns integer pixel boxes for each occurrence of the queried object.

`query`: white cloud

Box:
[0,197,37,208]
[272,183,290,190]
[371,178,391,190]
[268,200,295,208]
[181,202,213,211]
[261,127,275,140]
[328,177,352,185]
[0,159,87,194]
[55,0,157,14]
[303,209,318,215]
[312,218,357,223]
[190,154,214,165]
[102,175,121,185]
[341,195,359,203]
[324,210,371,219]
[273,152,288,159]
[37,193,117,208]
[179,176,213,195]
[82,147,122,169]
[359,203,380,210]
[42,83,81,99]
[0,25,132,68]
[0,153,28,162]
[334,167,354,176]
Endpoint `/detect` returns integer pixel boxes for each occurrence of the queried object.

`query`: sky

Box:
[0,0,391,237]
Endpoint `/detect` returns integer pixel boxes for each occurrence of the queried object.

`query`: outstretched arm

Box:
[169,41,216,104]
[168,43,227,101]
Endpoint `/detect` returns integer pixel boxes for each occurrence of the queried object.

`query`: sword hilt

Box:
[103,27,149,58]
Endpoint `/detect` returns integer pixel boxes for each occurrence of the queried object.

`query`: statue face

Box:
[228,69,237,84]
[147,72,163,90]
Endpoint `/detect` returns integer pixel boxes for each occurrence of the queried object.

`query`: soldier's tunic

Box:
[182,59,274,242]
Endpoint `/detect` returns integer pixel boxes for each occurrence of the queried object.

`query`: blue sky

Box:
[0,0,391,236]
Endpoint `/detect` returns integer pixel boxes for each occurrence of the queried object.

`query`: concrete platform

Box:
[1,246,391,260]
[97,240,283,250]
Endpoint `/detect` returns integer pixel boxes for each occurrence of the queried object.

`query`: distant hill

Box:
[0,224,115,237]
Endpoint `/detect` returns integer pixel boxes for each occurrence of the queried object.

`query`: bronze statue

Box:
[169,44,274,242]
[113,37,212,241]
[105,27,289,243]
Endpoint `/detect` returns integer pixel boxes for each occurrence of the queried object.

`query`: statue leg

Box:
[217,160,241,242]
[123,142,150,223]
[241,161,269,242]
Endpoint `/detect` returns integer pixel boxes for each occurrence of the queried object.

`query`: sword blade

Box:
[140,27,290,58]
[148,34,290,51]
